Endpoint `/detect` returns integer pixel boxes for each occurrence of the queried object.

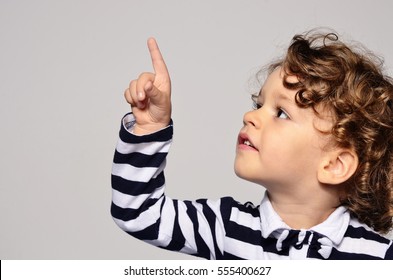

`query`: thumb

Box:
[144,80,164,104]
[143,80,171,124]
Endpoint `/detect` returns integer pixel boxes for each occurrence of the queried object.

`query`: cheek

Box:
[263,133,316,164]
[288,137,322,167]
[260,132,294,157]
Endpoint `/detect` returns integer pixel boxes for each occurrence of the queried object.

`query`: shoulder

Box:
[346,218,391,244]
[215,197,262,234]
[336,217,393,259]
[219,197,260,215]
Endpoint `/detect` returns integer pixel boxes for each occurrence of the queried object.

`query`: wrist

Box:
[132,123,170,135]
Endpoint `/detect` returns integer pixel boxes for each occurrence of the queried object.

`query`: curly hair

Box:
[265,30,393,233]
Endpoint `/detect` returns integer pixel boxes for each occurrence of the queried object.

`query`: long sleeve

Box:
[111,113,233,259]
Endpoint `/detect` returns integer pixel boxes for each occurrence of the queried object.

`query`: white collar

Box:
[259,191,350,246]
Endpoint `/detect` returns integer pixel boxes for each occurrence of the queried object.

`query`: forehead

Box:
[259,67,298,100]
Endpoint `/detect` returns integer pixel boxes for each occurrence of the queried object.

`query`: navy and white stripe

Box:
[111,113,393,260]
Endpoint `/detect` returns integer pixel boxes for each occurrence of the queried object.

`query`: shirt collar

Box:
[259,191,350,246]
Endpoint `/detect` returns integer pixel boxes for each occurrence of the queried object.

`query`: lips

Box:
[238,132,258,151]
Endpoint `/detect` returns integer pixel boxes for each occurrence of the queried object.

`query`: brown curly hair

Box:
[263,30,393,233]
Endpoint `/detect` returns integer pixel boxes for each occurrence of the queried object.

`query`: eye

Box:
[251,94,262,110]
[252,101,262,110]
[276,108,289,119]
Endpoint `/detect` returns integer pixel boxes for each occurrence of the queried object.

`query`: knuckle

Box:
[124,89,132,103]
[138,72,155,82]
[129,79,137,89]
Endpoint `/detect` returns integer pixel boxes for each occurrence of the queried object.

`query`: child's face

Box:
[234,68,332,192]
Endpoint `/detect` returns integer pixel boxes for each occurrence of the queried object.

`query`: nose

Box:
[243,109,260,128]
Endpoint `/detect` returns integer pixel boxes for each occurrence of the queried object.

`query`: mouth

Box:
[238,133,258,151]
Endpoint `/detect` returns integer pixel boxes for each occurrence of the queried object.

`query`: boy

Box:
[111,30,393,259]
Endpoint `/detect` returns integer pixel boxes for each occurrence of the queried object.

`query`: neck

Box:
[266,188,341,230]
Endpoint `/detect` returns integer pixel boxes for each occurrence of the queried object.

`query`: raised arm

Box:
[112,39,234,259]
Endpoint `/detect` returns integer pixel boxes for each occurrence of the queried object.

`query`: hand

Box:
[124,38,172,135]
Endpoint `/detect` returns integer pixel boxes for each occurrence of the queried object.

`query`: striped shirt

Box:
[111,113,393,260]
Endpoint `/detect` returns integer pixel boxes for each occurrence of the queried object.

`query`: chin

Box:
[234,164,257,184]
[233,167,244,179]
[233,161,245,179]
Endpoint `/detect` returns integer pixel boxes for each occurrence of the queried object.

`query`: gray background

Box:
[1,0,393,259]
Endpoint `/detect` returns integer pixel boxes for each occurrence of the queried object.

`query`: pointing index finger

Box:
[147,37,169,78]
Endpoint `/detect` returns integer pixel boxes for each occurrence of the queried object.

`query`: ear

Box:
[317,149,359,185]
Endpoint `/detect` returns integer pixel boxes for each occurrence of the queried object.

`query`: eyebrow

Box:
[276,91,295,104]
[257,89,296,105]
